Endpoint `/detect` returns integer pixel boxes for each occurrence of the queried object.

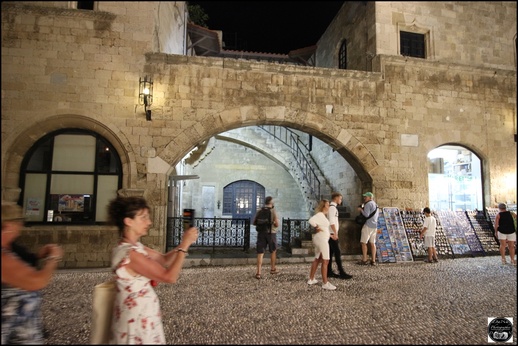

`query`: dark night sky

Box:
[189,1,344,54]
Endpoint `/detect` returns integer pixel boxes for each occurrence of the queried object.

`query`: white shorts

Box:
[497,232,516,241]
[360,225,377,244]
[423,236,435,248]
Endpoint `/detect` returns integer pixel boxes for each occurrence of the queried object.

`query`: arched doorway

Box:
[428,145,483,211]
[223,180,264,220]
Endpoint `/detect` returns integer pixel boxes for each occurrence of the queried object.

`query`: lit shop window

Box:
[20,130,122,224]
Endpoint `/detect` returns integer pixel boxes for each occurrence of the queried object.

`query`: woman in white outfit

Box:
[307,199,336,290]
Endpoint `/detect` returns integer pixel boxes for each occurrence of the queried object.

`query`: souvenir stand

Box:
[380,208,413,262]
[376,209,397,263]
[486,207,498,226]
[400,210,426,259]
[466,210,499,255]
[436,210,472,257]
[400,210,454,260]
[453,210,485,256]
[431,212,455,259]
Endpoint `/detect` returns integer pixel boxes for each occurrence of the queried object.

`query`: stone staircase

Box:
[218,126,333,212]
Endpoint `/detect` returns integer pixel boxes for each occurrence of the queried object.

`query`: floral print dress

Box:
[109,242,165,345]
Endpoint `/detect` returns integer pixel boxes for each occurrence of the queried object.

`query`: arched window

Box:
[19,129,122,224]
[338,39,347,69]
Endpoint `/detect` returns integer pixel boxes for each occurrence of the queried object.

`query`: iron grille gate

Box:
[167,217,311,253]
[281,218,311,251]
[167,217,251,252]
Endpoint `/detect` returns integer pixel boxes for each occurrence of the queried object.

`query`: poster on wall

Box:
[25,198,42,216]
[58,194,85,212]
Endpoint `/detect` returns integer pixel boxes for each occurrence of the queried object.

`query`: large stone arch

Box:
[157,108,378,189]
[1,114,135,201]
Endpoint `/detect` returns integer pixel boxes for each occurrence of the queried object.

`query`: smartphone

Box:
[183,208,195,230]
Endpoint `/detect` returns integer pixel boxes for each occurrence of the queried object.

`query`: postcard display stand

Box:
[376,208,413,263]
[486,207,498,226]
[435,210,474,257]
[400,210,427,259]
[400,210,454,260]
[376,209,397,263]
[455,211,485,256]
[466,210,499,255]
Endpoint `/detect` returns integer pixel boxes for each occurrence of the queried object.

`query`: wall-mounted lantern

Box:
[139,76,153,121]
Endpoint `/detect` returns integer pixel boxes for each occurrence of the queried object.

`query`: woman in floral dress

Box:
[107,196,198,344]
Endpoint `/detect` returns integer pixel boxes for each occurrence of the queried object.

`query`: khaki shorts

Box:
[360,225,377,244]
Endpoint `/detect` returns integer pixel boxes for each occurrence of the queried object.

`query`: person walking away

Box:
[252,196,280,279]
[357,192,379,266]
[1,202,64,345]
[327,192,352,280]
[419,207,438,263]
[307,199,336,290]
[494,203,516,265]
[108,196,198,344]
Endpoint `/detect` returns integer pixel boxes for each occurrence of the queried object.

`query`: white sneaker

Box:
[307,279,318,285]
[322,282,337,290]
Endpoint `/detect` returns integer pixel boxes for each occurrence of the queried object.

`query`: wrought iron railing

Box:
[258,125,320,199]
[167,217,251,252]
[167,217,310,253]
[281,218,311,251]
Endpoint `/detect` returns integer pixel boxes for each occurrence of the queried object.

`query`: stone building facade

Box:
[1,1,516,268]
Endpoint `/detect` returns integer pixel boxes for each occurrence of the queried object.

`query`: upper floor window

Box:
[400,31,425,58]
[338,40,347,69]
[19,129,122,224]
[74,1,96,10]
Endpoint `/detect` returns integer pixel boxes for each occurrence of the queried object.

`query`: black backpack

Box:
[254,207,272,233]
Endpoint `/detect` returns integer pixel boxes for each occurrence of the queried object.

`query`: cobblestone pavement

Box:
[42,256,516,345]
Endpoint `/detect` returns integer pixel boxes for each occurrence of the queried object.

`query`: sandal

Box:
[357,260,370,265]
[270,268,280,275]
[255,273,261,280]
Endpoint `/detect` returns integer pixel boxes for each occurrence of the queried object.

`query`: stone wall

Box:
[316,1,516,71]
[1,2,515,268]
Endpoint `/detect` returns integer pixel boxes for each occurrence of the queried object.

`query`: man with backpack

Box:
[252,196,279,279]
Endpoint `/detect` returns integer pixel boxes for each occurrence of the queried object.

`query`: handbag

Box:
[90,279,116,344]
[355,202,378,226]
[355,214,368,225]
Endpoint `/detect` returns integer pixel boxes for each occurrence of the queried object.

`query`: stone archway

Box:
[158,110,378,187]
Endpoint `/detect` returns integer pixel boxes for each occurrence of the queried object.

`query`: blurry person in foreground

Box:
[1,202,63,344]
